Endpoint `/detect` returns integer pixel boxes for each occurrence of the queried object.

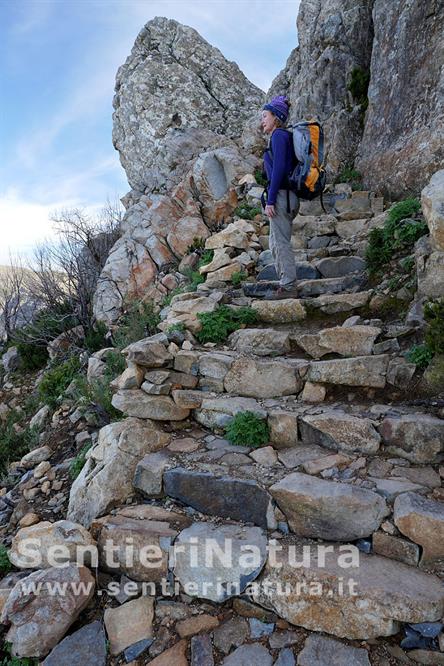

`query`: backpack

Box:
[287,120,327,203]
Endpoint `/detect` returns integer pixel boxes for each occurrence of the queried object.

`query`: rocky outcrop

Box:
[418,169,444,298]
[356,0,444,197]
[112,16,264,194]
[268,0,374,174]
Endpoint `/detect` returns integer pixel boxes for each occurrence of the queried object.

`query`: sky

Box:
[0,0,299,264]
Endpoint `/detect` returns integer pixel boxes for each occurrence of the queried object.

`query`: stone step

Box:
[297,274,367,298]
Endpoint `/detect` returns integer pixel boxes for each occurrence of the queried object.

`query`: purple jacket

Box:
[263,128,296,205]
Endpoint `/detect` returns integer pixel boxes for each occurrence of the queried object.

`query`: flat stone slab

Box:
[221,644,273,666]
[394,492,444,564]
[173,522,267,602]
[195,396,267,430]
[228,328,291,357]
[42,621,106,666]
[252,542,444,639]
[112,390,190,420]
[298,274,366,298]
[310,291,372,314]
[298,634,371,665]
[224,357,302,398]
[163,467,273,528]
[297,325,380,359]
[251,299,306,323]
[307,355,389,388]
[270,472,389,540]
[315,256,367,278]
[299,411,381,455]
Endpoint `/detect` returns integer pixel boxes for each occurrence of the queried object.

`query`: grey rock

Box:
[228,328,291,357]
[274,648,296,666]
[213,617,249,654]
[42,621,106,666]
[379,414,444,464]
[133,451,172,497]
[124,638,153,662]
[307,355,389,388]
[270,472,389,540]
[191,634,214,666]
[164,468,273,528]
[315,256,366,278]
[248,618,274,638]
[172,522,267,602]
[298,634,370,666]
[221,643,273,666]
[2,346,20,372]
[299,411,381,454]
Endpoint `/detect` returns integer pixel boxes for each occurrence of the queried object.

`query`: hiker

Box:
[245,95,299,299]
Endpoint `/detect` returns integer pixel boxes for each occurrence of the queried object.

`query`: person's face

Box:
[261,110,277,134]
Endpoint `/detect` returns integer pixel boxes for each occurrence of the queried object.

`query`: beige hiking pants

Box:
[268,190,299,288]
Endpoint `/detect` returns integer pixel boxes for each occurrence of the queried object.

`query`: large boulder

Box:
[422,169,444,252]
[1,565,95,658]
[252,542,444,639]
[112,16,264,193]
[356,1,444,197]
[67,418,169,527]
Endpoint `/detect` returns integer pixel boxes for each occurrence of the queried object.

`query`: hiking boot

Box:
[242,281,279,298]
[263,284,299,300]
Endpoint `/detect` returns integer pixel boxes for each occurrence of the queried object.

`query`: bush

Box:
[0,545,12,575]
[113,301,160,349]
[254,169,267,187]
[181,268,205,291]
[348,67,370,110]
[407,344,433,369]
[196,306,257,344]
[69,442,92,479]
[84,321,108,353]
[334,165,362,190]
[231,271,248,287]
[424,298,444,355]
[167,323,186,334]
[234,202,262,220]
[38,356,81,408]
[365,198,427,274]
[225,411,270,448]
[0,412,40,479]
[197,250,214,269]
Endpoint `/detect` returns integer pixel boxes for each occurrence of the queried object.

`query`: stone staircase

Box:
[62,193,444,661]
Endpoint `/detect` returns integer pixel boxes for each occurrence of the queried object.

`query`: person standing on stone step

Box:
[244,95,299,300]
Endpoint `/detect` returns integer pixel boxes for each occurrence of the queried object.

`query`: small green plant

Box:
[187,237,206,253]
[181,268,205,291]
[196,306,257,344]
[407,344,434,370]
[225,411,270,448]
[348,67,370,110]
[113,300,161,349]
[69,442,92,479]
[365,198,427,274]
[254,169,267,187]
[0,545,12,574]
[231,271,248,287]
[334,165,362,188]
[424,298,444,355]
[38,356,81,408]
[234,202,262,220]
[0,642,38,665]
[0,411,39,478]
[399,255,415,273]
[83,321,108,353]
[167,323,186,334]
[197,250,214,269]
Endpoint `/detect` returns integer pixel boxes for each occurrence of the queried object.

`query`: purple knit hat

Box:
[263,95,289,122]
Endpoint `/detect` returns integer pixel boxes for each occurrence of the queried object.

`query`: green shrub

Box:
[348,67,370,110]
[187,237,206,253]
[197,250,214,269]
[0,641,38,665]
[84,321,108,353]
[0,545,12,575]
[424,298,444,355]
[231,271,248,287]
[254,169,267,187]
[334,165,362,189]
[181,268,205,291]
[12,302,77,371]
[365,198,427,274]
[113,301,160,349]
[69,442,92,479]
[167,323,186,333]
[234,202,262,220]
[196,306,257,344]
[38,356,81,408]
[407,344,433,369]
[225,411,270,448]
[0,412,40,478]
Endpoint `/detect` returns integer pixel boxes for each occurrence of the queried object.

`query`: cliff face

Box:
[269,0,374,176]
[356,0,444,198]
[271,0,444,198]
[112,17,264,196]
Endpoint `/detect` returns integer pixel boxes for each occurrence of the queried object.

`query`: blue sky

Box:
[0,0,299,263]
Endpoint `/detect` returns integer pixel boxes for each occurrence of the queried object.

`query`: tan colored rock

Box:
[168,437,200,453]
[229,328,291,356]
[1,565,94,658]
[394,492,444,565]
[302,453,351,475]
[249,446,278,466]
[205,261,241,283]
[252,542,444,639]
[205,222,250,250]
[104,596,154,656]
[224,357,303,398]
[300,382,326,403]
[172,389,203,409]
[148,640,188,666]
[268,411,299,449]
[9,520,96,569]
[112,366,145,390]
[299,411,381,455]
[112,390,190,420]
[170,294,220,316]
[122,338,172,368]
[18,513,40,528]
[20,447,51,470]
[380,414,444,464]
[176,613,219,638]
[167,215,210,257]
[421,170,444,252]
[311,291,372,314]
[307,355,389,388]
[298,325,380,359]
[199,248,232,274]
[33,461,51,479]
[373,531,420,567]
[67,418,169,527]
[252,299,306,323]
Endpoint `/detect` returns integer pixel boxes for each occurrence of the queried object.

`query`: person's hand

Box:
[265,204,275,218]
